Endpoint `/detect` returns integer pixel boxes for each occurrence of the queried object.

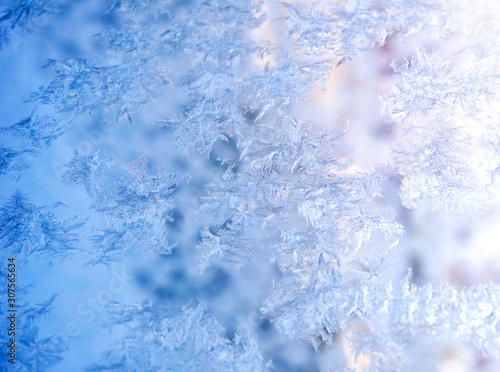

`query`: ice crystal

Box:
[1,113,67,153]
[87,300,265,372]
[282,0,448,60]
[0,145,30,179]
[31,57,169,120]
[263,271,500,370]
[0,0,63,49]
[0,287,67,371]
[63,152,181,264]
[0,191,84,265]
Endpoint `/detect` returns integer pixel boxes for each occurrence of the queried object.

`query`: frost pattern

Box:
[194,117,403,276]
[263,271,500,370]
[31,57,169,120]
[0,145,30,179]
[0,0,62,49]
[0,192,79,370]
[63,152,181,264]
[0,287,67,371]
[0,191,84,265]
[383,41,500,211]
[1,0,500,370]
[87,300,265,372]
[282,0,448,60]
[1,113,68,153]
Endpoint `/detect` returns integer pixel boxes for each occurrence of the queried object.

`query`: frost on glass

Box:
[0,0,62,49]
[382,35,500,211]
[63,152,181,264]
[194,115,403,277]
[281,0,448,62]
[87,300,265,372]
[0,287,67,372]
[31,57,169,120]
[263,270,500,369]
[1,0,500,370]
[1,114,67,153]
[0,193,78,371]
[0,113,71,178]
[0,191,84,264]
[0,145,30,179]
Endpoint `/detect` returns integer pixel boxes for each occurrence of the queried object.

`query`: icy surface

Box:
[1,0,500,371]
